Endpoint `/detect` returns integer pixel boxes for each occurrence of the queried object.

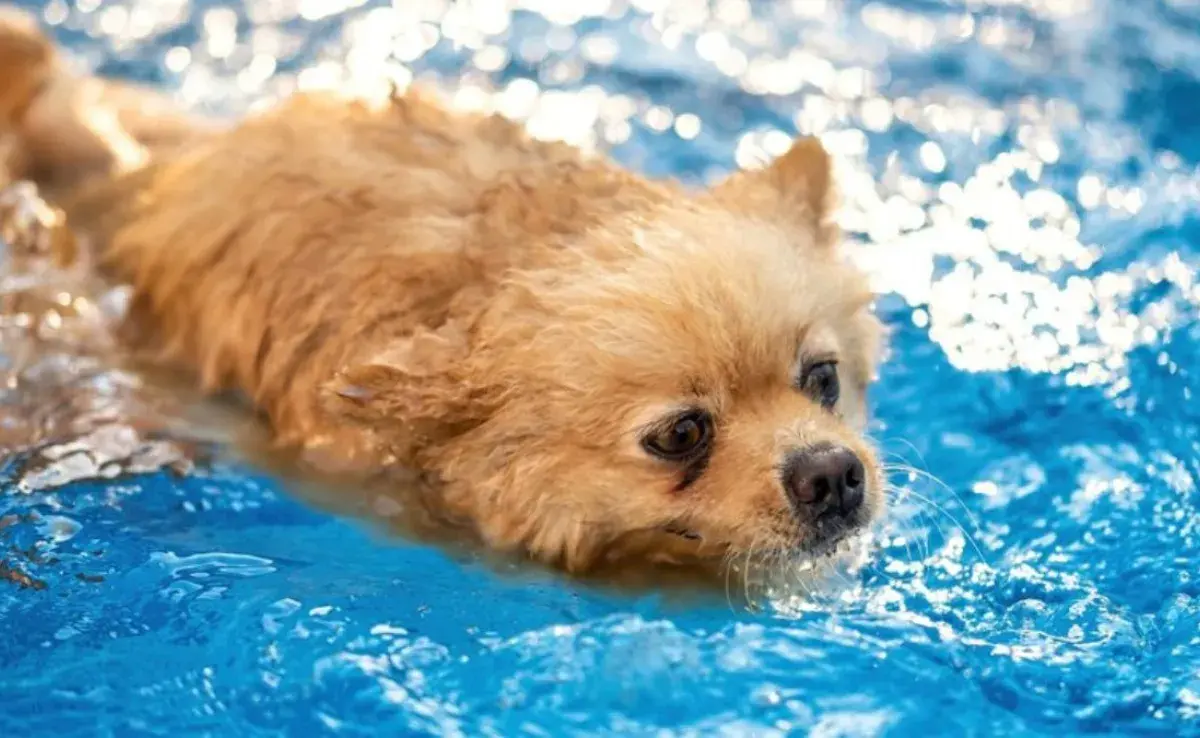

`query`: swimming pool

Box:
[2,0,1199,734]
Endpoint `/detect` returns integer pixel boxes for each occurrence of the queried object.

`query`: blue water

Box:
[3,0,1200,735]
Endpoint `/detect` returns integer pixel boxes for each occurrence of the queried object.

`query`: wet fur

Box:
[0,8,885,573]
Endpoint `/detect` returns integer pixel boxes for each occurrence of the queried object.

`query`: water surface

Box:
[2,0,1200,735]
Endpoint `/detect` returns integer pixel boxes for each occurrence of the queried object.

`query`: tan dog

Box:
[0,8,885,574]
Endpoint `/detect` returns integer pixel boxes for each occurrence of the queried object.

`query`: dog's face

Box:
[328,138,884,573]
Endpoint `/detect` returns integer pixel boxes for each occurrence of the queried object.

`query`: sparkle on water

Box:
[3,0,1200,735]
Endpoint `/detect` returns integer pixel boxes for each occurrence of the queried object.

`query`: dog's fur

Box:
[0,9,884,573]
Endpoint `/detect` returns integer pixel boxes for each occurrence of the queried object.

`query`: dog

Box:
[0,8,885,575]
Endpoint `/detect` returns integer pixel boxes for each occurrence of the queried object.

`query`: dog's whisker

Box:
[722,551,737,612]
[892,487,989,565]
[883,461,971,506]
[883,485,936,564]
[885,484,937,564]
[882,457,988,565]
[881,459,985,541]
[741,537,755,607]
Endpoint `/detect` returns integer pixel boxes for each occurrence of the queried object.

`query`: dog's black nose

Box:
[783,444,865,517]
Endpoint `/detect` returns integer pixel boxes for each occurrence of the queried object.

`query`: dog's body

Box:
[1,9,885,574]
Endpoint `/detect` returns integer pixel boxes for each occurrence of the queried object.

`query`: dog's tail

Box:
[0,6,54,124]
[0,5,147,191]
[0,5,208,197]
[0,5,56,180]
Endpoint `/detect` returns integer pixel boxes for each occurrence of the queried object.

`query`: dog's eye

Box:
[643,411,712,461]
[800,361,840,409]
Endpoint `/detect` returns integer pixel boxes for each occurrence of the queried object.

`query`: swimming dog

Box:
[0,7,884,574]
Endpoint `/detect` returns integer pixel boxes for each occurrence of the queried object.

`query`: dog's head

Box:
[328,138,884,573]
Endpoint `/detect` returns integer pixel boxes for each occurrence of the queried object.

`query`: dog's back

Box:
[0,8,666,450]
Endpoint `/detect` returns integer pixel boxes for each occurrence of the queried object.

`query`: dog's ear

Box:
[711,136,835,244]
[322,323,486,442]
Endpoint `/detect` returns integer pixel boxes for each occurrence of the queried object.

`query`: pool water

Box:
[3,0,1200,735]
